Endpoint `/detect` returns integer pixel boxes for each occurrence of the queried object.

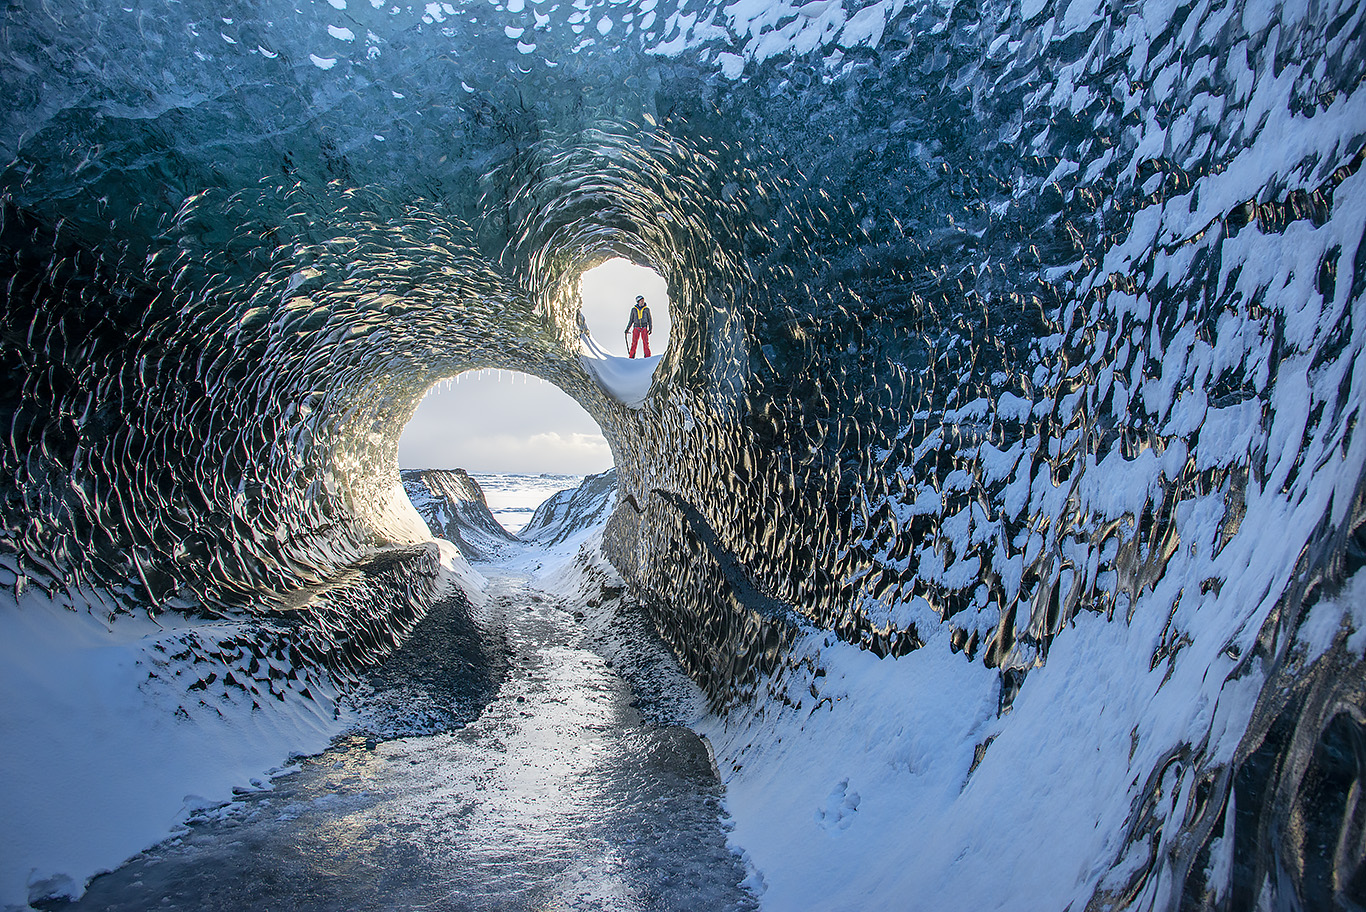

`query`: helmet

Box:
[636,295,645,302]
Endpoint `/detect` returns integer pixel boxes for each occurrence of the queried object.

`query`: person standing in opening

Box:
[626,294,653,358]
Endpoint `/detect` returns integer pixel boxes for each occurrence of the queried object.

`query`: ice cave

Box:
[2,0,1365,907]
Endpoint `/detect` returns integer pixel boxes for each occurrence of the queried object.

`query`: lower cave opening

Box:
[398,368,614,536]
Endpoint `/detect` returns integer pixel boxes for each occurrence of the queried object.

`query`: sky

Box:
[398,258,669,474]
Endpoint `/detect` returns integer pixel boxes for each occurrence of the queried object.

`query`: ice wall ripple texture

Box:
[2,0,1366,905]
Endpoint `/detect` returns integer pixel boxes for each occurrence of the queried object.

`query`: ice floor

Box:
[56,551,756,912]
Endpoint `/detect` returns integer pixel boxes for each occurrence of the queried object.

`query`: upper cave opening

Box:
[577,258,672,359]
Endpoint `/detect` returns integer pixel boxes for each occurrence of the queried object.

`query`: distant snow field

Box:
[473,473,585,535]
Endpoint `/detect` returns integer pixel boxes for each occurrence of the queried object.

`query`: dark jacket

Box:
[626,303,653,333]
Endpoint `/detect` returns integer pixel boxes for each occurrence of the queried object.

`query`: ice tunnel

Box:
[3,0,1366,906]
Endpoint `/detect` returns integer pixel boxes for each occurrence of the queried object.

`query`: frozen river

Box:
[61,556,757,911]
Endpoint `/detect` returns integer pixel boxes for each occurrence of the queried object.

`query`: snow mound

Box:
[578,333,660,409]
[520,467,618,546]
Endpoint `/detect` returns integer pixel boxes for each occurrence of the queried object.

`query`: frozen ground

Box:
[4,509,756,911]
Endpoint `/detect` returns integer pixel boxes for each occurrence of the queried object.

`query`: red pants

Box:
[629,327,651,358]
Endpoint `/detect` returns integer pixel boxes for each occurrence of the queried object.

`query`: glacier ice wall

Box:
[2,0,1365,904]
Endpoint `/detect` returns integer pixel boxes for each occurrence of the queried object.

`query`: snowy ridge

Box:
[401,469,517,562]
[519,468,618,546]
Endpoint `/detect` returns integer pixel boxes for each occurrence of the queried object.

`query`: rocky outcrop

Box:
[401,469,516,562]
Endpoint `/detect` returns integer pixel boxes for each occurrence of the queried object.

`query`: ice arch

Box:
[2,0,1366,905]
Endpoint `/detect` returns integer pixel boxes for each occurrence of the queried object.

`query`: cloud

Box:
[398,372,613,474]
[451,431,613,475]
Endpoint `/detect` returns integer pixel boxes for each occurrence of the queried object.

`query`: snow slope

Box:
[0,541,486,910]
[579,332,661,409]
[520,468,618,546]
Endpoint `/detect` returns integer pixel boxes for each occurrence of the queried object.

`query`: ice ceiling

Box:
[3,0,1366,905]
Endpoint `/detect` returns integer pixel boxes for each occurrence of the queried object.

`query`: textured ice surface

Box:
[2,0,1365,907]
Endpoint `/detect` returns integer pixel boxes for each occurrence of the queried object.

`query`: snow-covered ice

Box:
[0,540,487,909]
[579,332,661,409]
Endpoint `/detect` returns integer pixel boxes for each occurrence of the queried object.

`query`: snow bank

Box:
[579,333,660,409]
[0,592,343,908]
[705,550,1366,910]
[0,545,489,910]
[434,537,489,608]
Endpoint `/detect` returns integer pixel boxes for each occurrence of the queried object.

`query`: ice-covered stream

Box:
[57,542,755,912]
